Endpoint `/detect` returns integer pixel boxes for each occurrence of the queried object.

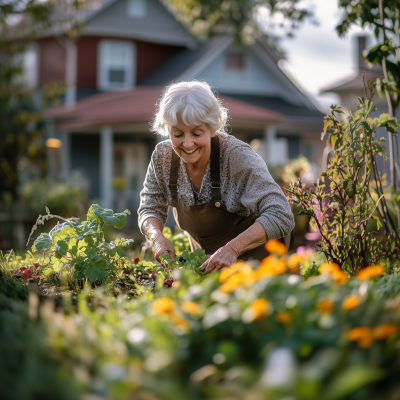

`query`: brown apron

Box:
[169,136,271,261]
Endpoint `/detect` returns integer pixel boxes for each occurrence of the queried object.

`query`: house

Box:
[22,0,325,226]
[322,36,400,183]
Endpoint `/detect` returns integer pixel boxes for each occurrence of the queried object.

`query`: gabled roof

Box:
[44,87,284,130]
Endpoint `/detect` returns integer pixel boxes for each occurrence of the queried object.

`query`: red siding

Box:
[75,36,181,89]
[38,38,66,86]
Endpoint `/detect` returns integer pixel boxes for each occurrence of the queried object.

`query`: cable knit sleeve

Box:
[228,144,295,240]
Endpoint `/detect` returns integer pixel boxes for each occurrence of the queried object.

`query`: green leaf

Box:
[296,209,314,216]
[324,119,333,134]
[85,267,99,282]
[114,246,125,257]
[32,233,53,252]
[56,240,68,257]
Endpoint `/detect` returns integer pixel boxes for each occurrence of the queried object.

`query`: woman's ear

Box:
[210,128,217,138]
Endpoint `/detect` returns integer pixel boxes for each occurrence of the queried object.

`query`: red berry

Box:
[23,270,30,276]
[33,263,40,268]
[20,266,26,271]
[164,279,173,287]
[149,273,156,281]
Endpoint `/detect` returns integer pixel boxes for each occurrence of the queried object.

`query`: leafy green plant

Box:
[31,204,133,283]
[287,98,400,274]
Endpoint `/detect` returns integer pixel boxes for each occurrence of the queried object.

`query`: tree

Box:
[163,0,315,45]
[337,0,400,227]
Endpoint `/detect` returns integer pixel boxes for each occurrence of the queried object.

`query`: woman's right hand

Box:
[153,235,175,263]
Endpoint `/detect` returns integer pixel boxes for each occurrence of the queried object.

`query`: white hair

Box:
[152,81,229,136]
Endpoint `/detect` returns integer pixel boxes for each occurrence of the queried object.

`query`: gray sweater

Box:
[138,132,295,240]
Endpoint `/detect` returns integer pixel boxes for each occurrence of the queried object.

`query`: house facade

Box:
[22,0,325,225]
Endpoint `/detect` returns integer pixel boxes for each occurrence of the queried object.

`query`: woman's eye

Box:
[174,133,183,138]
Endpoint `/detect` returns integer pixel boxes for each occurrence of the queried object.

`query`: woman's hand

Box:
[153,235,175,263]
[199,244,238,273]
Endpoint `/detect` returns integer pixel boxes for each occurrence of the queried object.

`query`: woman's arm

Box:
[199,221,267,273]
[142,217,175,262]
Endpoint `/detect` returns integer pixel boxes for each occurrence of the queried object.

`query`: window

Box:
[98,40,135,91]
[127,0,147,18]
[16,43,38,89]
[224,52,247,85]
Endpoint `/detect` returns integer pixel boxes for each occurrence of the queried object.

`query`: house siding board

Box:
[83,0,195,46]
[70,133,100,199]
[38,38,66,85]
[76,37,98,89]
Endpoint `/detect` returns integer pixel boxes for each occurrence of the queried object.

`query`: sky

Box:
[272,0,375,112]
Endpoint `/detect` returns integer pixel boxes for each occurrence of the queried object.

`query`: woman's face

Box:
[169,119,216,165]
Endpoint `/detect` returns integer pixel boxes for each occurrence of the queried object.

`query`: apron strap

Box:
[168,136,221,202]
[210,136,221,201]
[169,149,180,202]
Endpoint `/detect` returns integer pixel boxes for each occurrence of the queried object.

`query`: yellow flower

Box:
[264,240,286,257]
[372,323,398,340]
[320,262,340,274]
[317,299,334,314]
[276,311,292,325]
[219,274,243,294]
[153,298,175,315]
[287,253,307,273]
[348,326,373,348]
[181,301,201,316]
[218,264,257,293]
[219,262,243,283]
[356,265,385,280]
[249,299,271,321]
[256,256,287,279]
[342,294,361,311]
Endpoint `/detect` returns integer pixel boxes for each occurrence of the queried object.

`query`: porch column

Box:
[60,130,70,179]
[264,125,287,165]
[100,126,113,209]
[65,38,77,106]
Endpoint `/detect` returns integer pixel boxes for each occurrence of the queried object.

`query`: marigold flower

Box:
[181,301,201,316]
[218,274,243,294]
[264,240,286,257]
[276,311,292,324]
[249,299,271,321]
[332,269,348,284]
[356,265,385,280]
[153,298,175,315]
[219,262,243,282]
[317,299,334,314]
[287,253,307,272]
[320,262,340,274]
[342,294,361,310]
[348,326,373,348]
[256,256,287,279]
[372,323,398,340]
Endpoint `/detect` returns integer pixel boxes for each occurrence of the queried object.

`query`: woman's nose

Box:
[183,135,194,148]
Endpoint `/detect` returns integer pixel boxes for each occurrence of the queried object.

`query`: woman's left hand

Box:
[199,244,238,273]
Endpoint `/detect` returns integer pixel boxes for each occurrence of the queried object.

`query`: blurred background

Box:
[1,0,398,252]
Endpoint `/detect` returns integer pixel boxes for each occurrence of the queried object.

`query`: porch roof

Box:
[44,87,284,130]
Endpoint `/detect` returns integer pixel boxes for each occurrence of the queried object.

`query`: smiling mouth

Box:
[181,148,198,155]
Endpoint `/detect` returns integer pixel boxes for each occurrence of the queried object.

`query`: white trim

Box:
[65,38,77,105]
[97,39,136,91]
[100,126,114,209]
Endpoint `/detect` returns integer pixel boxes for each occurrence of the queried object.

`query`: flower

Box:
[342,295,361,311]
[348,327,373,348]
[181,301,201,316]
[169,313,190,331]
[356,265,385,280]
[219,274,243,294]
[320,262,340,274]
[332,269,348,284]
[317,299,334,314]
[276,311,292,325]
[248,299,271,321]
[372,323,398,340]
[287,254,307,272]
[153,298,175,315]
[132,257,140,263]
[219,262,243,282]
[19,266,26,271]
[23,270,30,277]
[255,256,287,279]
[33,262,40,268]
[265,240,286,257]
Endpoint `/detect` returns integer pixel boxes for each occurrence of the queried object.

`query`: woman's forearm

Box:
[142,217,164,242]
[225,221,268,257]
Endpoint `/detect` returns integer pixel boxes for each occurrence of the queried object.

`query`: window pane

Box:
[226,53,244,71]
[108,69,126,83]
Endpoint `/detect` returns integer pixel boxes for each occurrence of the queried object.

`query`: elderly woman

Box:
[138,81,294,273]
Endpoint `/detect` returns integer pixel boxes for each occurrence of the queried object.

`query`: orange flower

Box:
[249,299,271,321]
[265,240,286,257]
[356,265,385,280]
[218,274,243,294]
[256,256,287,279]
[219,262,244,282]
[332,269,349,284]
[153,298,175,315]
[317,299,334,314]
[287,254,307,272]
[372,323,398,340]
[169,312,190,331]
[320,262,340,274]
[348,326,373,348]
[342,294,360,311]
[181,301,201,316]
[276,311,292,324]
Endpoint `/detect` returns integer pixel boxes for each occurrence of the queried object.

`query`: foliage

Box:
[21,172,88,216]
[164,0,314,44]
[287,98,400,274]
[31,204,133,283]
